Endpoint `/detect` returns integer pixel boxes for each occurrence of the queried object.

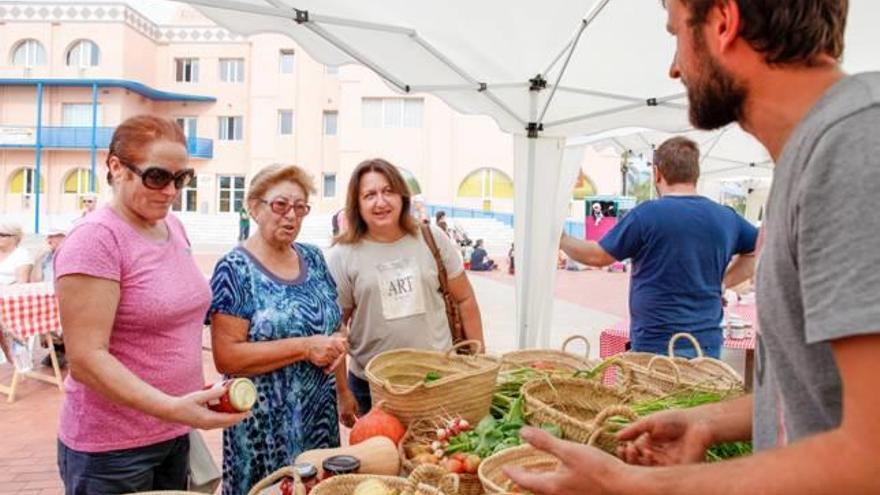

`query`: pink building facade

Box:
[0,1,621,232]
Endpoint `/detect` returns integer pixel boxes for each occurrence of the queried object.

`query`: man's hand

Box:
[616,409,714,466]
[504,427,630,495]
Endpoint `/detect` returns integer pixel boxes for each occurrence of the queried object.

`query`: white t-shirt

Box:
[328,225,464,379]
[0,246,34,285]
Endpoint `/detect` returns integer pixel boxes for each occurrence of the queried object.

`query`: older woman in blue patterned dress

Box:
[207,165,359,494]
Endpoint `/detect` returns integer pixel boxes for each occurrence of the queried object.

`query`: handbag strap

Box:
[420,223,452,295]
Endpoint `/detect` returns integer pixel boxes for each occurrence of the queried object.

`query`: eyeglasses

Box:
[260,198,311,217]
[122,162,195,190]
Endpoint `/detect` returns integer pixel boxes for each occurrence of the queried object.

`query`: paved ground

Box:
[0,249,630,494]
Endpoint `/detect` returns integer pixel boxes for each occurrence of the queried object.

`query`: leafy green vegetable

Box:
[424,371,442,383]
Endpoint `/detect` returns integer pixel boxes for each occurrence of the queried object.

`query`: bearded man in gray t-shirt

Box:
[505,1,880,494]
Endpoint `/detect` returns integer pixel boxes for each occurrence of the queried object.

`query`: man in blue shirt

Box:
[560,136,758,358]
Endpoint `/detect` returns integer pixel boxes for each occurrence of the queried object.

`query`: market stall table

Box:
[0,282,64,402]
[599,302,758,390]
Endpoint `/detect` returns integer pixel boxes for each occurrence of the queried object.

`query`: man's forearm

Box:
[560,234,614,267]
[699,394,753,444]
[630,427,879,495]
[723,254,756,289]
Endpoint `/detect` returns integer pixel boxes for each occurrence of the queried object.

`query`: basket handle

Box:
[409,463,460,494]
[646,355,682,385]
[689,357,743,383]
[382,379,424,396]
[587,405,639,447]
[444,339,483,358]
[561,335,591,359]
[246,466,302,495]
[667,332,704,359]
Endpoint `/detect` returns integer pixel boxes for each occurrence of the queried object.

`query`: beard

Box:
[685,34,748,130]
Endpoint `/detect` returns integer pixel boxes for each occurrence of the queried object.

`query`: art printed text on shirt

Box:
[376,257,427,321]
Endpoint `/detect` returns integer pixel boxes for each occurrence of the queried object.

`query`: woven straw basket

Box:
[615,333,743,394]
[246,466,307,495]
[500,335,599,373]
[477,445,559,494]
[522,377,638,452]
[365,341,501,426]
[400,419,484,495]
[311,464,459,495]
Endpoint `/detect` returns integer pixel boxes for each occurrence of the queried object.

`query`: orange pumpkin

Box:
[349,401,406,445]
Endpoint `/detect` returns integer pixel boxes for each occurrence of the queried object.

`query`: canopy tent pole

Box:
[542,91,687,129]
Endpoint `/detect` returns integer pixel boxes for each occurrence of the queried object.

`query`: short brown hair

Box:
[106,115,187,185]
[246,164,316,213]
[654,136,700,185]
[672,0,847,65]
[334,158,418,245]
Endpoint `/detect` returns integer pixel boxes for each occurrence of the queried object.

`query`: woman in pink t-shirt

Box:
[54,116,247,494]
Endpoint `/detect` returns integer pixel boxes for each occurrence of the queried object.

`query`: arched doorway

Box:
[7,167,46,212]
[396,167,422,196]
[456,167,513,212]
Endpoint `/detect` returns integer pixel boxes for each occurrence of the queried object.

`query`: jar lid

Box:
[293,462,318,478]
[322,455,361,474]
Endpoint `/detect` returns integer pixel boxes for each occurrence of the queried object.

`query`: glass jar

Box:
[321,455,361,480]
[294,462,319,493]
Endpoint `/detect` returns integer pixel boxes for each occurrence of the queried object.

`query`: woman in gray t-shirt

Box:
[328,158,485,415]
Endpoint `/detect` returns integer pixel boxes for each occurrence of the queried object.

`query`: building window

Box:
[172,175,198,212]
[323,173,337,198]
[278,110,294,135]
[325,64,339,75]
[175,117,198,141]
[11,39,47,67]
[323,111,338,136]
[218,116,243,141]
[66,40,100,67]
[9,168,45,195]
[219,58,244,82]
[279,50,295,74]
[175,58,199,82]
[63,168,98,194]
[218,175,245,213]
[62,103,103,127]
[362,98,424,128]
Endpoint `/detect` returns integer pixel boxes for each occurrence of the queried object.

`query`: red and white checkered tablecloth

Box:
[599,302,758,358]
[0,282,62,341]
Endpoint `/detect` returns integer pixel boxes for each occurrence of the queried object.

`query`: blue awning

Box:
[0,79,215,102]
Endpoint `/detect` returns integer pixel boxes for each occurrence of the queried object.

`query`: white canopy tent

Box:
[568,125,773,220]
[180,0,880,348]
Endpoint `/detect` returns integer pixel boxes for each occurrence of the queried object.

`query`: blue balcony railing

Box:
[0,125,213,159]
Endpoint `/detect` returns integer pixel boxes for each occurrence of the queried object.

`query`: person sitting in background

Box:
[0,222,33,365]
[0,222,33,285]
[469,239,497,271]
[79,193,97,219]
[31,227,68,368]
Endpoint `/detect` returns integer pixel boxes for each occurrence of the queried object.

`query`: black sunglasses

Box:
[122,162,195,190]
